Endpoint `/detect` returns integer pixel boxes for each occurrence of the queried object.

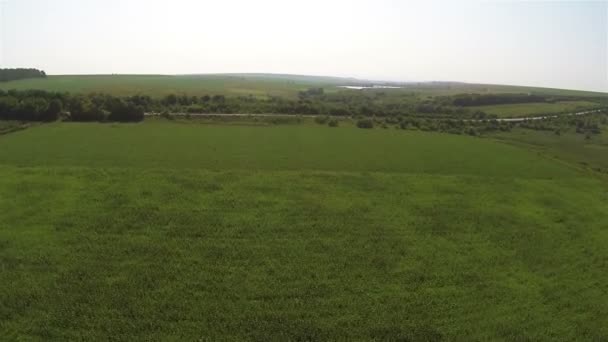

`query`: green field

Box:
[1,121,608,340]
[491,128,608,172]
[1,74,606,98]
[0,74,324,98]
[473,101,602,118]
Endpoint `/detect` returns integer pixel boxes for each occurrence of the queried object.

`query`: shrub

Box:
[356,118,374,129]
[315,116,329,125]
[328,119,339,127]
[160,111,173,120]
[466,127,478,136]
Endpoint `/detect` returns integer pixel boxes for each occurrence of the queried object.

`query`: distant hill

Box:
[0,73,605,98]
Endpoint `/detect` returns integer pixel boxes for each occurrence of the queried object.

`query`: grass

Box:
[0,122,580,177]
[491,128,608,172]
[0,74,335,98]
[0,121,31,135]
[472,101,601,117]
[1,121,608,340]
[1,74,606,98]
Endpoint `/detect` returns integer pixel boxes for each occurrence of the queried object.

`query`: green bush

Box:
[356,119,374,129]
[315,116,329,125]
[160,111,173,120]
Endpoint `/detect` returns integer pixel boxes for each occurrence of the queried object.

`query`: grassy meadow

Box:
[0,75,321,98]
[1,121,608,340]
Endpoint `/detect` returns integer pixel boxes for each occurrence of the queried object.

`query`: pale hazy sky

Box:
[0,0,606,91]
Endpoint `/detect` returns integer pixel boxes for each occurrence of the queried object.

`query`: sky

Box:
[0,0,606,92]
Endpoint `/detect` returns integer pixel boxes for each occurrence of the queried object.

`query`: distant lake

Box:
[338,85,402,90]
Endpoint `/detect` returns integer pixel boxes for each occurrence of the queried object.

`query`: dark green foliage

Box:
[163,93,178,106]
[328,119,339,127]
[0,96,19,120]
[69,97,106,122]
[0,90,146,122]
[0,68,46,82]
[16,97,49,121]
[356,118,374,129]
[314,116,329,125]
[106,97,145,122]
[41,99,63,122]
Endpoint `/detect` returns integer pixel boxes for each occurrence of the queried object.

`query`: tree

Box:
[70,97,105,122]
[41,99,63,121]
[17,98,49,121]
[164,94,178,106]
[0,96,18,120]
[0,68,47,82]
[212,95,226,103]
[107,97,144,122]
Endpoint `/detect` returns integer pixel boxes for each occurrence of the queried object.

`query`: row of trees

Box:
[519,113,606,137]
[0,88,603,125]
[0,90,144,122]
[338,110,608,138]
[0,88,510,120]
[351,116,514,135]
[149,90,485,119]
[0,68,47,82]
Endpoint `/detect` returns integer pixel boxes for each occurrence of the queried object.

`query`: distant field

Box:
[392,83,608,97]
[0,74,339,98]
[1,74,606,98]
[473,101,601,117]
[1,122,608,340]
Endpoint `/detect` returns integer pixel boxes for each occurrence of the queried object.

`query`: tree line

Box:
[0,88,603,124]
[0,68,47,82]
[447,93,608,108]
[0,88,478,120]
[152,90,486,119]
[343,110,608,138]
[0,90,144,122]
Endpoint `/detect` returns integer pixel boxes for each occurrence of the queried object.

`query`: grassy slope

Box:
[0,75,344,98]
[1,122,608,340]
[1,74,606,98]
[491,128,608,172]
[472,101,601,118]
